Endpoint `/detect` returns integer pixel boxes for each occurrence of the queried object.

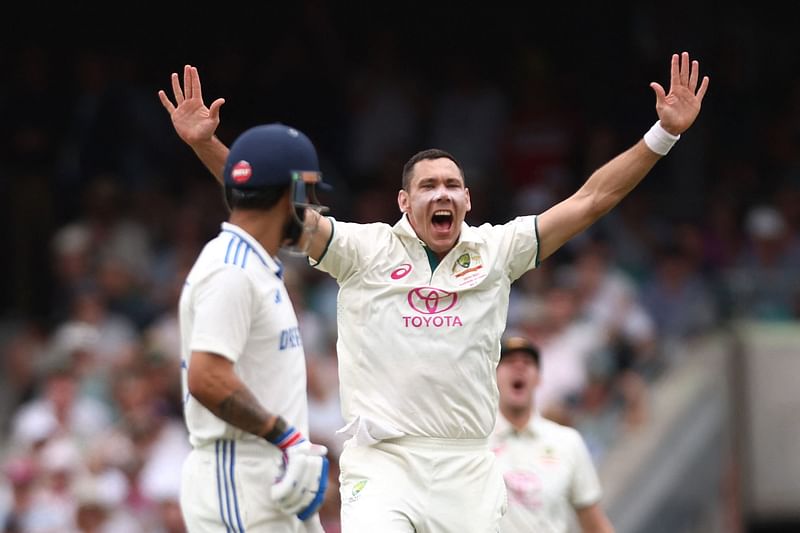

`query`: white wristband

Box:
[643,120,680,155]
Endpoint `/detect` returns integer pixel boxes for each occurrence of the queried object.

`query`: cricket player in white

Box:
[492,335,614,533]
[161,52,709,532]
[173,122,330,532]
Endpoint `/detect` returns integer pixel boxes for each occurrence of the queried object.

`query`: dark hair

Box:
[401,148,464,191]
[500,336,541,368]
[224,185,289,212]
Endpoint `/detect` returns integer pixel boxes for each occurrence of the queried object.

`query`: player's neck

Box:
[229,210,283,257]
[501,405,532,431]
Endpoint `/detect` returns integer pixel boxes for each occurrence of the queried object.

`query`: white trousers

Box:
[180,439,323,533]
[339,436,507,533]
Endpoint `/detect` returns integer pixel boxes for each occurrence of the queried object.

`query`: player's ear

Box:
[532,369,541,388]
[398,189,409,213]
[465,187,471,213]
[283,187,294,211]
[222,187,233,213]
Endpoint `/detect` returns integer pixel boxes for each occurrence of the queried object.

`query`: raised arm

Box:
[159,64,334,261]
[535,52,709,262]
[303,210,334,263]
[158,65,229,183]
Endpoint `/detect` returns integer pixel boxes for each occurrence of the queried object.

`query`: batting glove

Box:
[268,425,329,521]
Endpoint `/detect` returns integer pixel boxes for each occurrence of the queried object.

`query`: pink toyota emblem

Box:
[407,287,458,314]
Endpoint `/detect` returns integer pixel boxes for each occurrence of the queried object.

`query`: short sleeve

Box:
[313,219,387,283]
[503,215,540,281]
[569,429,603,508]
[189,266,255,362]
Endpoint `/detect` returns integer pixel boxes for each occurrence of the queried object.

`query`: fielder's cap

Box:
[500,335,540,366]
[223,123,330,191]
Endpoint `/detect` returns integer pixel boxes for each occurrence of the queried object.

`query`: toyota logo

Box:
[407,287,458,314]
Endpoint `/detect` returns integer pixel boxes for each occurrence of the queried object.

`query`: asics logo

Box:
[390,263,412,280]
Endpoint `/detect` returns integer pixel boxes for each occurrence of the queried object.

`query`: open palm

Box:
[650,52,709,135]
[158,65,225,145]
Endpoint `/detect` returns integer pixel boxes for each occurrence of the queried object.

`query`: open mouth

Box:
[512,379,525,391]
[431,210,453,232]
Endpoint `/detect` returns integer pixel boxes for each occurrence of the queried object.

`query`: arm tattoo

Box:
[216,387,273,437]
[264,415,288,442]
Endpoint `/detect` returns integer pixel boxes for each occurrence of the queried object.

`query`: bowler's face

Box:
[497,352,540,411]
[398,158,471,257]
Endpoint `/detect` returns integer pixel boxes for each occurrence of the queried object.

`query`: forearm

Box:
[537,139,661,261]
[201,377,292,445]
[191,135,230,185]
[577,139,661,219]
[303,210,333,262]
[188,352,279,437]
[214,385,279,438]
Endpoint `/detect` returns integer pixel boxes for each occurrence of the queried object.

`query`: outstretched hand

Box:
[650,52,709,136]
[158,65,225,146]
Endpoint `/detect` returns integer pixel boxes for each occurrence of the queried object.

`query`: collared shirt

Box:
[179,222,309,447]
[490,413,602,533]
[313,214,539,439]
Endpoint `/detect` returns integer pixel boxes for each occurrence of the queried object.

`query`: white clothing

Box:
[11,395,112,448]
[339,436,507,533]
[490,413,603,533]
[179,222,310,447]
[583,270,655,344]
[178,222,312,531]
[139,420,192,502]
[181,440,320,533]
[313,214,539,440]
[534,321,607,413]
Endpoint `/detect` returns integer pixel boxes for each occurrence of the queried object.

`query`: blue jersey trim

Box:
[215,440,233,532]
[233,239,246,266]
[221,229,269,269]
[229,441,245,532]
[221,441,235,530]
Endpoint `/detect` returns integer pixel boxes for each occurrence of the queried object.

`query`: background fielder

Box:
[492,335,615,533]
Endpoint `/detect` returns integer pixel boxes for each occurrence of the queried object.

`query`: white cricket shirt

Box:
[490,413,603,533]
[313,214,539,439]
[179,222,309,447]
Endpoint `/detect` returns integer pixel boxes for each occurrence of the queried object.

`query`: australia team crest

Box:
[452,252,485,287]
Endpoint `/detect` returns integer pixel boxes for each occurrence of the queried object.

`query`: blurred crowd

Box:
[2,4,800,532]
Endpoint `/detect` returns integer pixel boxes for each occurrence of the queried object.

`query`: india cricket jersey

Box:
[179,222,309,447]
[490,413,603,533]
[313,214,539,439]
